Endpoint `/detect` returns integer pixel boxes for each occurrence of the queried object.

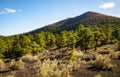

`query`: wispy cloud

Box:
[0,11,7,14]
[0,8,22,14]
[99,2,115,9]
[5,8,16,13]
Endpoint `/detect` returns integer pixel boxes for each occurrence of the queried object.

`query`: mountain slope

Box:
[29,11,120,34]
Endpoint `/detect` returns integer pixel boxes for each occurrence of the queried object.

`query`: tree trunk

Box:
[95,45,97,50]
[95,40,98,50]
[85,47,87,52]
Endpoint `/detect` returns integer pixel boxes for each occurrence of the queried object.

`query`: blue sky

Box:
[0,0,120,36]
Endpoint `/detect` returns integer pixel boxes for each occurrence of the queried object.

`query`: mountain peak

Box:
[29,11,120,34]
[51,11,106,27]
[80,11,105,18]
[84,11,98,14]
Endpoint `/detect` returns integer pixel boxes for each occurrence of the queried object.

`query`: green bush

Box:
[0,54,4,59]
[64,49,77,61]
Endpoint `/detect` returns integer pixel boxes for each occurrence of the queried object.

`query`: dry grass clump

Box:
[0,59,5,69]
[39,59,71,77]
[92,55,116,71]
[109,51,120,59]
[117,52,120,59]
[69,60,81,71]
[94,74,102,77]
[109,51,118,59]
[2,75,15,77]
[21,54,38,62]
[98,49,110,54]
[76,50,85,59]
[37,53,49,60]
[30,59,81,77]
[9,59,24,70]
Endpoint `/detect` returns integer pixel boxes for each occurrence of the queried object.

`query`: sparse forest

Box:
[0,23,120,77]
[0,24,120,59]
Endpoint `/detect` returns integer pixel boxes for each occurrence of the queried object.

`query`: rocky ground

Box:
[0,44,120,77]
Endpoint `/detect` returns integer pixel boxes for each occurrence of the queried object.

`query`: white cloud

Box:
[99,2,115,9]
[0,8,19,14]
[0,11,7,14]
[5,8,16,13]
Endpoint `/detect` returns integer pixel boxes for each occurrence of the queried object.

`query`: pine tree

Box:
[76,26,94,52]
